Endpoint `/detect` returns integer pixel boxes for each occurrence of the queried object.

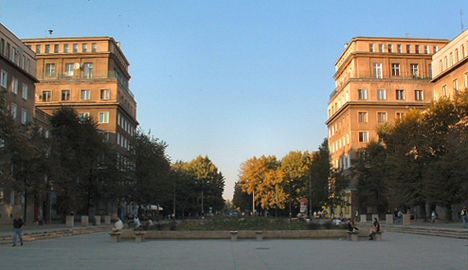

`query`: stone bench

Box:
[255,231,263,241]
[109,231,121,242]
[347,231,359,241]
[134,231,146,242]
[230,231,238,241]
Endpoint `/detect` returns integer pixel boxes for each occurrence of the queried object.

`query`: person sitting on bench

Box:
[369,218,380,240]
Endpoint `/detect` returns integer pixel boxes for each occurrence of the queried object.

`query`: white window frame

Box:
[373,63,383,79]
[11,103,17,119]
[410,64,419,77]
[377,112,387,123]
[415,90,424,101]
[65,63,74,76]
[358,112,368,123]
[81,89,91,100]
[391,63,400,76]
[0,69,8,88]
[12,77,18,94]
[358,131,369,143]
[61,89,70,101]
[358,89,368,100]
[21,109,27,125]
[100,89,110,100]
[45,63,56,77]
[41,91,51,102]
[396,89,405,100]
[377,89,387,100]
[99,112,109,124]
[22,84,28,100]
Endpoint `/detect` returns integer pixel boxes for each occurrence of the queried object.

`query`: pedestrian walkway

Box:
[1,232,467,270]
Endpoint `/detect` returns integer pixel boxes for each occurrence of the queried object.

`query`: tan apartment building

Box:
[432,29,468,99]
[0,23,38,225]
[22,37,138,152]
[326,37,448,217]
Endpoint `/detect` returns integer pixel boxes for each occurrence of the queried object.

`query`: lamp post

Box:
[252,188,255,216]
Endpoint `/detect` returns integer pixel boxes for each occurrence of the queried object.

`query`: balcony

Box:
[39,70,134,98]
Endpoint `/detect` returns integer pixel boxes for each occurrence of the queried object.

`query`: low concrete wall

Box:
[118,229,370,240]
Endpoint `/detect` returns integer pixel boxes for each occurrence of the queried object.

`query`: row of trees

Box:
[351,91,468,220]
[233,141,346,217]
[0,98,225,221]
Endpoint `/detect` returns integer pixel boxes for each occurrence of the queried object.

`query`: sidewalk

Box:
[0,223,107,237]
[385,221,467,230]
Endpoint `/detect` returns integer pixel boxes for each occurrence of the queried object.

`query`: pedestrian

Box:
[113,216,124,232]
[133,216,141,229]
[369,218,380,240]
[12,215,24,247]
[460,206,468,229]
[397,209,403,225]
[347,219,359,232]
[431,209,437,223]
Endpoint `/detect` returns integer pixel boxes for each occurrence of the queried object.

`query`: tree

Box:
[232,181,251,213]
[279,151,314,217]
[308,139,331,211]
[239,155,286,212]
[180,156,225,215]
[352,142,388,215]
[129,130,171,207]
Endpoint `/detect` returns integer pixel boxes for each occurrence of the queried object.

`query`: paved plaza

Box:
[1,232,467,270]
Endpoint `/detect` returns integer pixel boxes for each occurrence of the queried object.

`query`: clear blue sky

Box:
[2,0,466,199]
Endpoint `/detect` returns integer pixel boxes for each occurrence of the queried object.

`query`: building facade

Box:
[432,30,468,100]
[22,37,138,152]
[327,37,448,217]
[0,23,38,225]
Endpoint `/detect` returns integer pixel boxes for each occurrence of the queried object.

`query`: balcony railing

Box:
[39,70,134,98]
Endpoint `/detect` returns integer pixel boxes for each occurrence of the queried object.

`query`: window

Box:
[410,64,419,77]
[415,90,424,101]
[465,73,468,89]
[45,44,50,53]
[396,89,405,100]
[11,103,17,119]
[358,112,368,123]
[415,45,419,54]
[0,69,8,88]
[434,46,439,53]
[406,44,411,53]
[358,89,368,100]
[63,44,69,53]
[424,45,429,54]
[83,63,93,79]
[379,44,384,52]
[369,43,374,52]
[396,112,405,120]
[100,89,110,100]
[455,49,459,62]
[0,38,4,55]
[65,63,74,76]
[377,112,387,123]
[73,43,78,53]
[462,45,465,58]
[387,44,392,53]
[54,44,59,53]
[61,90,70,101]
[444,56,448,69]
[41,91,52,102]
[82,43,88,53]
[12,77,18,94]
[45,63,56,77]
[99,112,109,124]
[358,132,369,143]
[373,63,383,79]
[397,44,402,53]
[442,84,448,97]
[377,89,387,100]
[79,112,90,120]
[391,63,400,76]
[450,53,454,66]
[81,89,91,100]
[35,44,41,53]
[453,79,459,91]
[22,84,28,100]
[21,109,28,125]
[92,43,97,52]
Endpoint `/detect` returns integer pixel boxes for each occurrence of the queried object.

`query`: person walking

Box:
[461,207,468,229]
[369,218,380,240]
[12,215,24,247]
[431,210,437,223]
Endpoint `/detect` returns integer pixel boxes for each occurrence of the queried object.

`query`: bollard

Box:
[94,215,101,226]
[360,214,367,223]
[385,214,393,225]
[66,215,74,227]
[81,216,89,226]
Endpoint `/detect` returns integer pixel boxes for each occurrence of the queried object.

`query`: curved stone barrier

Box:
[117,229,370,240]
